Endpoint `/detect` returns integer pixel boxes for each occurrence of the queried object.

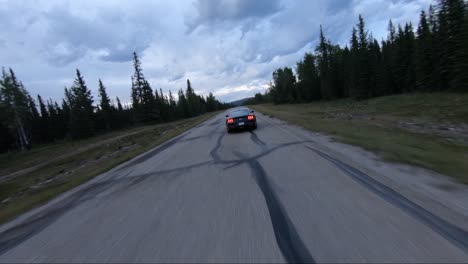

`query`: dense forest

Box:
[2,0,467,153]
[246,0,468,105]
[0,52,229,152]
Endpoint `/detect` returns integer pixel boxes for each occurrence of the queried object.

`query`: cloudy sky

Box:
[0,0,433,103]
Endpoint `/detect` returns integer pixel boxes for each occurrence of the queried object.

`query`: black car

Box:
[225,108,257,133]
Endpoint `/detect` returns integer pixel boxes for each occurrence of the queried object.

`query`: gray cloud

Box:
[42,3,159,65]
[0,0,433,104]
[186,0,283,33]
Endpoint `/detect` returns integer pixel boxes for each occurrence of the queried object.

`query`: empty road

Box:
[1,111,468,263]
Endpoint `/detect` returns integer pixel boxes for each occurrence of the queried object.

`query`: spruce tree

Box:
[98,79,111,113]
[356,15,371,99]
[453,1,468,91]
[177,88,189,118]
[168,90,176,107]
[141,80,158,122]
[116,96,123,112]
[296,53,321,101]
[37,95,50,141]
[61,97,70,138]
[186,79,200,116]
[131,52,145,122]
[0,69,32,149]
[47,99,59,139]
[416,10,433,90]
[349,27,360,97]
[27,95,41,143]
[98,79,112,129]
[440,0,465,90]
[206,92,216,112]
[316,26,332,99]
[68,69,94,139]
[403,23,416,92]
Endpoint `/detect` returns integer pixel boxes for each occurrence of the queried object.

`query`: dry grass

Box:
[251,93,468,183]
[0,112,219,224]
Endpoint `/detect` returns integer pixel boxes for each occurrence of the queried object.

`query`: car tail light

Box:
[227,118,234,124]
[248,115,254,120]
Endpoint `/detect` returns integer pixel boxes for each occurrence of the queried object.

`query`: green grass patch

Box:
[0,112,219,224]
[251,93,468,183]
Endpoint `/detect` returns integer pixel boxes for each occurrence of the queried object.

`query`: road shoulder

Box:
[254,111,468,233]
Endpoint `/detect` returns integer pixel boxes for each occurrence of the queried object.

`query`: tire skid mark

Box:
[233,151,315,264]
[222,140,315,170]
[1,113,313,259]
[209,132,225,162]
[209,128,316,262]
[305,145,468,254]
[249,130,266,147]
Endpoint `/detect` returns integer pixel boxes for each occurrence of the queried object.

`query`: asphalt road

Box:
[1,111,468,263]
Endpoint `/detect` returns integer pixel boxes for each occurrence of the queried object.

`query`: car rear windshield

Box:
[230,110,251,117]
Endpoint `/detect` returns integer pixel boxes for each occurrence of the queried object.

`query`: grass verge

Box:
[0,112,219,224]
[251,93,468,183]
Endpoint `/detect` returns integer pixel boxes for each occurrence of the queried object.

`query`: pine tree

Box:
[53,101,67,140]
[37,95,50,142]
[438,0,465,90]
[197,94,207,114]
[381,20,398,95]
[356,15,371,99]
[158,88,169,121]
[61,97,70,138]
[47,99,60,140]
[186,79,200,116]
[206,92,216,112]
[97,79,112,129]
[27,94,41,143]
[0,69,33,150]
[296,53,321,100]
[403,23,416,92]
[116,96,123,112]
[388,20,397,43]
[316,26,332,99]
[425,5,442,91]
[168,90,177,120]
[271,68,283,103]
[349,27,360,97]
[329,44,346,98]
[369,39,384,96]
[453,1,468,91]
[112,96,125,129]
[177,88,189,118]
[186,79,194,115]
[0,96,13,152]
[141,80,158,122]
[270,67,297,103]
[68,69,94,139]
[131,52,145,122]
[98,79,111,113]
[416,10,433,90]
[168,90,176,108]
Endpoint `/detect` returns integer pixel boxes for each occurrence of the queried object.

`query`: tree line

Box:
[246,0,467,105]
[0,52,229,152]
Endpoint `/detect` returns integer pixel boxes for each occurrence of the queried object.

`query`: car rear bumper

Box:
[227,121,256,130]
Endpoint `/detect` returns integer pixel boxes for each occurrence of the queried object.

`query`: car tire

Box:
[253,123,257,129]
[227,128,232,133]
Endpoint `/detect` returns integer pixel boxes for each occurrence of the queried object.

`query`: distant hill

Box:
[229,97,253,106]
